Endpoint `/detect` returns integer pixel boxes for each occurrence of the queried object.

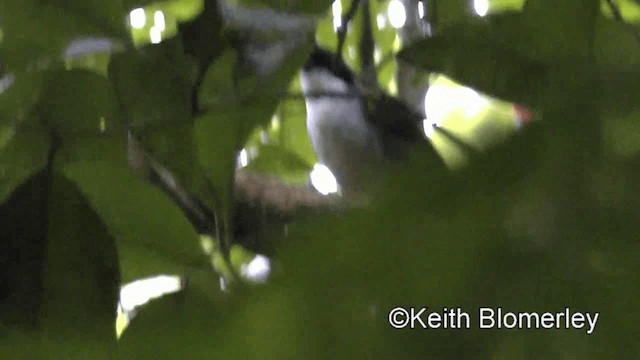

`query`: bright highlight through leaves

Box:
[310,163,338,195]
[388,0,407,28]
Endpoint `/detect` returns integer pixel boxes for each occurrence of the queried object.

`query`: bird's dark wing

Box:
[365,92,445,170]
[365,92,424,143]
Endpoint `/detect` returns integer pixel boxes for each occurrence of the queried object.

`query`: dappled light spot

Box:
[241,255,271,283]
[270,114,281,132]
[388,0,406,29]
[116,275,184,338]
[310,163,338,195]
[377,13,387,29]
[418,1,425,19]
[463,89,489,118]
[423,118,438,138]
[474,0,489,17]
[239,148,249,168]
[64,37,120,59]
[424,82,488,126]
[348,45,357,60]
[332,0,342,31]
[119,275,183,313]
[149,26,162,44]
[374,46,382,64]
[129,8,146,29]
[0,73,15,94]
[117,275,183,336]
[154,11,166,32]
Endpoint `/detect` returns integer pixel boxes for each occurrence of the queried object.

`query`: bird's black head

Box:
[303,46,355,85]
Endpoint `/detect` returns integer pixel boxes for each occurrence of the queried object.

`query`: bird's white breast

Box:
[300,68,383,196]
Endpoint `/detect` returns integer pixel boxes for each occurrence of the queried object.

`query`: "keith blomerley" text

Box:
[387,307,599,334]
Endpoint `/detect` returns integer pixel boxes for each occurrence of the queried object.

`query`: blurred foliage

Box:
[1,0,640,359]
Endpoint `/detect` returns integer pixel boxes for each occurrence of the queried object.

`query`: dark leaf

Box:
[38,69,125,139]
[109,39,196,128]
[0,1,128,71]
[62,161,205,281]
[0,126,50,205]
[0,72,45,127]
[0,171,120,357]
[398,14,550,107]
[41,174,120,341]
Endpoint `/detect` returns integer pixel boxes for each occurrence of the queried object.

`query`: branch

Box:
[283,91,360,101]
[397,0,431,118]
[605,0,640,44]
[358,0,377,89]
[336,0,361,58]
[131,136,342,255]
[605,0,623,21]
[235,170,339,215]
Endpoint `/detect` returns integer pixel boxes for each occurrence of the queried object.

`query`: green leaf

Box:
[0,171,52,329]
[315,15,338,50]
[0,1,128,71]
[118,243,192,284]
[109,39,195,128]
[0,126,51,206]
[486,0,526,13]
[42,174,120,341]
[522,0,599,59]
[433,0,475,29]
[275,100,317,167]
[65,48,112,76]
[109,40,208,198]
[0,171,119,357]
[195,108,245,214]
[175,0,223,68]
[0,72,45,127]
[246,144,312,184]
[198,49,238,109]
[399,12,640,117]
[605,0,640,22]
[594,16,640,73]
[118,272,226,358]
[1,331,116,360]
[54,135,129,167]
[196,40,312,211]
[238,40,314,125]
[398,14,549,107]
[597,69,640,119]
[38,69,125,139]
[127,0,205,46]
[62,161,205,280]
[123,0,204,21]
[159,0,205,20]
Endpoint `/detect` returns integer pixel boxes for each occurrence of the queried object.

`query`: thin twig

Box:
[358,0,377,89]
[605,0,640,45]
[605,0,623,20]
[336,0,361,59]
[283,91,360,100]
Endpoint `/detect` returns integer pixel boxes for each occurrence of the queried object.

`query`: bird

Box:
[300,46,445,202]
